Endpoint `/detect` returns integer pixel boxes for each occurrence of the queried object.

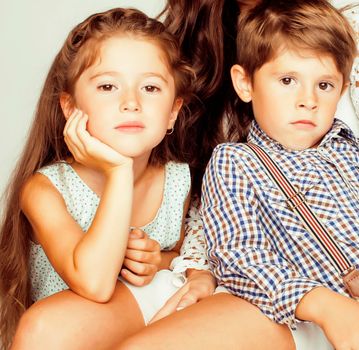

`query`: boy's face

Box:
[233,49,345,150]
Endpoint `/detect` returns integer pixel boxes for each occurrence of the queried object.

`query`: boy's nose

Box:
[297,88,318,111]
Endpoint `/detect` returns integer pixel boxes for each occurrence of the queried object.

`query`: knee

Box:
[12,303,56,349]
[118,336,146,350]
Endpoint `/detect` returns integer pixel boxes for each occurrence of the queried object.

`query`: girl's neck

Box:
[69,154,153,196]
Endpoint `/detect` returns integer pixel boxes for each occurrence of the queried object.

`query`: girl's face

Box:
[73,35,182,160]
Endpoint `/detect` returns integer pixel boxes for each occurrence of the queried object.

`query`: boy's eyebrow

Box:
[273,71,342,81]
[89,71,169,83]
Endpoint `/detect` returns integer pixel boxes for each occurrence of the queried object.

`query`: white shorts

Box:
[215,286,333,350]
[290,322,333,350]
[119,270,185,324]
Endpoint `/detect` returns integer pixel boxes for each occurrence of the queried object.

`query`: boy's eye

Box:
[280,77,295,85]
[98,84,117,92]
[143,85,160,93]
[318,82,334,91]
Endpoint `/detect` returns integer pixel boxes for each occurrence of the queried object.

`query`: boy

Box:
[202,1,359,349]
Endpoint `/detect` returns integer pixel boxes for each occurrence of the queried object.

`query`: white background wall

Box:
[0,0,358,198]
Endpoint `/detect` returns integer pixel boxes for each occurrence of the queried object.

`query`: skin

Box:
[119,293,295,350]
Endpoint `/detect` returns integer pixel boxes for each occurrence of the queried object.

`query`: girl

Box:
[0,8,215,350]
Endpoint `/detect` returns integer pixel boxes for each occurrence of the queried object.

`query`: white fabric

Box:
[171,198,210,273]
[119,269,186,324]
[290,323,333,350]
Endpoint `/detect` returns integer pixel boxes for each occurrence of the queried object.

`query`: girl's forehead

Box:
[96,35,172,70]
[78,36,175,84]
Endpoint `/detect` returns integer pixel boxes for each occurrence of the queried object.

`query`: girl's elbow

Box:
[75,279,116,303]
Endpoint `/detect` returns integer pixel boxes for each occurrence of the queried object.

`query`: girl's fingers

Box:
[64,110,88,158]
[122,258,157,277]
[125,248,161,268]
[75,113,91,146]
[127,235,161,253]
[63,108,81,136]
[120,268,154,286]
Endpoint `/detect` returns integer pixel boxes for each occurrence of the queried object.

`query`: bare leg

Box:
[118,293,295,350]
[11,281,144,350]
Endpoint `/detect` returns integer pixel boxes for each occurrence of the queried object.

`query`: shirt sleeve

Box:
[170,197,210,273]
[201,145,322,328]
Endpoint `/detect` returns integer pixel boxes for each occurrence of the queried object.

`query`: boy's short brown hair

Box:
[236,0,357,82]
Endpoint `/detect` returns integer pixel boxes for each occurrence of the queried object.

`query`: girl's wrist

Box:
[104,159,133,178]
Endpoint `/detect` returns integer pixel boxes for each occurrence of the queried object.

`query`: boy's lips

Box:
[115,121,145,132]
[291,120,316,128]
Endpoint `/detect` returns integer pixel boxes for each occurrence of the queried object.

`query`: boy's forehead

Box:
[252,48,344,88]
[263,47,340,73]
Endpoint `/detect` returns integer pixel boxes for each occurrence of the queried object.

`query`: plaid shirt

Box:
[202,119,359,328]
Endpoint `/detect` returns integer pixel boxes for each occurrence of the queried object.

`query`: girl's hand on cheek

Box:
[63,109,132,174]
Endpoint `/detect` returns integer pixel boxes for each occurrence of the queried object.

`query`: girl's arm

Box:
[21,112,133,302]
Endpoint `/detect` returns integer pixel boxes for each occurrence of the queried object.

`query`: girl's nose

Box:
[120,90,140,112]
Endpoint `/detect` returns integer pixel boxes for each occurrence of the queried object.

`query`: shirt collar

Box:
[247,118,357,152]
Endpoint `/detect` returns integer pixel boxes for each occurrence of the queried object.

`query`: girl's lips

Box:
[115,121,144,132]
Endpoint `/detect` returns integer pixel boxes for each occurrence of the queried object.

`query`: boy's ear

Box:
[341,81,350,96]
[231,64,252,102]
[168,97,183,128]
[60,93,75,120]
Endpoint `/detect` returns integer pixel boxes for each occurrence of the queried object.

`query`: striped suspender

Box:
[245,143,354,276]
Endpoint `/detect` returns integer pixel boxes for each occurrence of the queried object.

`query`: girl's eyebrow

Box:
[319,74,342,82]
[89,71,169,83]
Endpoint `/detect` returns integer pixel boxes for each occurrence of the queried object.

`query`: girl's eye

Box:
[318,82,334,91]
[280,77,295,86]
[143,85,160,93]
[98,84,117,92]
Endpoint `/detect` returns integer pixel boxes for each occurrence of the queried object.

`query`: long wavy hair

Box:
[0,7,193,349]
[160,0,254,195]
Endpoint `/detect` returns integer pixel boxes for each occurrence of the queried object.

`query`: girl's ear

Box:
[60,93,75,120]
[168,97,183,128]
[231,64,253,103]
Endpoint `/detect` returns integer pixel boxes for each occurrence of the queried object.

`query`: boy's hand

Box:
[149,269,216,323]
[120,229,161,286]
[63,109,132,174]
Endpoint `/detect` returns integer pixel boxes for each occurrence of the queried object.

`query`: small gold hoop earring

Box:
[166,127,174,135]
